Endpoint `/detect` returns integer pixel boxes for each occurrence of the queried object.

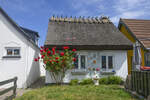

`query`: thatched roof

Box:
[45,16,132,50]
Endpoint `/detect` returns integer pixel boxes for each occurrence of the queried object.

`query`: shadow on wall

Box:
[25,51,41,88]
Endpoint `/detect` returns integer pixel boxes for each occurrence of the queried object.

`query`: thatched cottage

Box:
[45,16,132,83]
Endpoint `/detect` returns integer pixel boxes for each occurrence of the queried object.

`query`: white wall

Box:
[0,11,40,88]
[25,42,41,87]
[46,50,128,83]
[39,59,46,76]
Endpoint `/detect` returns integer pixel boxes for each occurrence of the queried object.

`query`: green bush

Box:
[99,76,123,85]
[99,77,109,84]
[69,79,79,85]
[80,78,94,85]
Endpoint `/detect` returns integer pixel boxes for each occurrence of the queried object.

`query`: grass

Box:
[15,85,136,100]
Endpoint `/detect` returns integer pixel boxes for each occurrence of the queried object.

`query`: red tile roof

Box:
[121,19,150,48]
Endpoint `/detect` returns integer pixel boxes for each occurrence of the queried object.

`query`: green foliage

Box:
[99,77,109,84]
[99,76,124,85]
[69,79,79,85]
[36,46,76,84]
[80,78,94,85]
[15,85,136,100]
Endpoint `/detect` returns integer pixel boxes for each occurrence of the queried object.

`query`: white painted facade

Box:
[46,50,128,84]
[0,10,41,88]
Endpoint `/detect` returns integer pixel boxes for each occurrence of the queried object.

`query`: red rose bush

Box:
[35,46,76,84]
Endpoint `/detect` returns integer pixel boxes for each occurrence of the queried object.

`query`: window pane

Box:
[74,55,78,69]
[81,55,85,69]
[102,56,106,69]
[14,49,20,55]
[108,56,113,69]
[7,49,13,55]
[145,53,150,66]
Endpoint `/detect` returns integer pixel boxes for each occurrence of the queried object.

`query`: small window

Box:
[6,48,20,56]
[81,55,85,69]
[7,49,13,55]
[145,53,150,66]
[108,56,113,69]
[14,49,20,55]
[101,55,114,70]
[102,56,106,69]
[73,54,86,69]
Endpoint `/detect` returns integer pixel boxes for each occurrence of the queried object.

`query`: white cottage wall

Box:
[0,11,40,88]
[25,42,41,87]
[46,50,128,84]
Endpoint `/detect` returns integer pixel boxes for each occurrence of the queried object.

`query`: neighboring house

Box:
[118,19,150,74]
[0,7,41,88]
[44,16,132,83]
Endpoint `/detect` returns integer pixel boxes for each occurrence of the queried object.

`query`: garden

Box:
[15,46,136,100]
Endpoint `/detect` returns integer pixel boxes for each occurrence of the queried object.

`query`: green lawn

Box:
[15,85,136,100]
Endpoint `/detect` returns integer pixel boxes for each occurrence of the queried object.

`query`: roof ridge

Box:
[50,15,111,23]
[121,18,150,21]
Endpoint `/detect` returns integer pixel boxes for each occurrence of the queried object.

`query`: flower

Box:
[49,60,52,63]
[43,49,46,52]
[96,68,100,71]
[60,52,64,56]
[41,55,45,59]
[40,49,43,53]
[55,57,59,60]
[47,51,51,54]
[72,58,76,62]
[46,48,49,51]
[63,46,69,50]
[112,70,115,73]
[52,47,56,55]
[72,49,76,52]
[34,58,38,62]
[38,57,40,59]
[56,61,59,63]
[40,46,44,49]
[56,51,59,54]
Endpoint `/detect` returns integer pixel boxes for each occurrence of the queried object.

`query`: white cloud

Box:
[1,0,150,25]
[110,10,146,24]
[110,0,150,24]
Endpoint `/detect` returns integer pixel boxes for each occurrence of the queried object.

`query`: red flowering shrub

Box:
[35,46,76,84]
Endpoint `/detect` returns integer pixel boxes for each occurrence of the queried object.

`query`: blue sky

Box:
[0,0,150,46]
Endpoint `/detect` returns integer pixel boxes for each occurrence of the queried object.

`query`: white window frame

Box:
[5,47,21,56]
[74,52,87,70]
[101,55,114,71]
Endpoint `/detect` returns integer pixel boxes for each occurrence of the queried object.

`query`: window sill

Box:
[71,69,87,75]
[100,71,116,75]
[3,56,21,58]
[71,71,87,75]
